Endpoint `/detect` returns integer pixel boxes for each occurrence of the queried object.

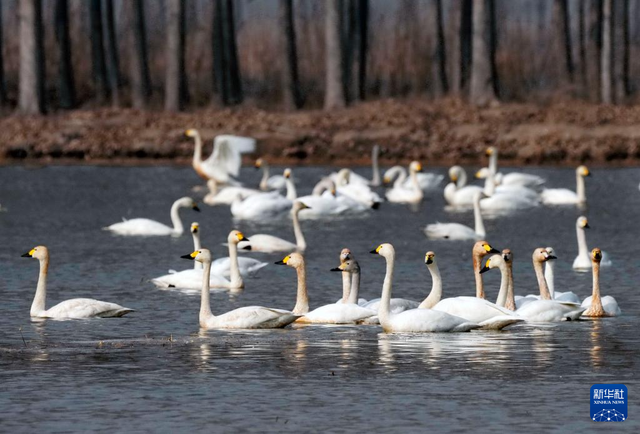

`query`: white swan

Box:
[186,129,256,183]
[238,201,308,252]
[327,145,381,187]
[22,246,134,319]
[383,164,444,191]
[296,180,352,218]
[513,248,585,322]
[334,169,382,209]
[477,168,540,211]
[581,248,621,317]
[255,158,286,191]
[182,248,299,329]
[385,161,424,204]
[471,240,501,299]
[105,197,199,236]
[230,170,296,220]
[541,165,590,205]
[425,190,485,240]
[573,216,612,270]
[276,253,375,324]
[427,252,523,330]
[369,243,480,333]
[544,247,580,303]
[203,179,259,206]
[151,231,249,290]
[481,146,545,188]
[443,166,484,206]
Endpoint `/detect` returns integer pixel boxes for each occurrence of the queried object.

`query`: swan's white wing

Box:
[402,173,444,190]
[362,298,419,314]
[424,222,478,240]
[297,193,350,218]
[386,309,479,332]
[238,234,297,253]
[266,175,286,190]
[502,172,545,188]
[581,295,621,316]
[45,298,133,319]
[202,135,256,182]
[516,299,585,322]
[105,218,174,236]
[231,192,292,219]
[433,296,517,324]
[299,303,375,324]
[541,188,578,205]
[210,257,268,277]
[209,306,299,329]
[204,186,259,206]
[151,268,230,289]
[554,291,581,303]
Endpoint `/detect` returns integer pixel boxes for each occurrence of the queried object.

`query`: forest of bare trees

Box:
[3,0,639,115]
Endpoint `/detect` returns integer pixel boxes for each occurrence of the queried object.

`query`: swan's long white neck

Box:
[387,166,407,188]
[494,262,510,307]
[378,251,395,329]
[192,231,202,270]
[285,177,297,200]
[200,260,214,326]
[473,195,486,237]
[591,261,603,311]
[347,264,361,305]
[371,145,381,186]
[576,225,589,262]
[192,132,203,166]
[170,201,185,235]
[533,260,552,300]
[312,179,334,196]
[228,241,243,289]
[473,253,485,299]
[457,168,468,188]
[409,167,422,196]
[483,170,496,196]
[259,163,270,190]
[31,256,49,316]
[544,260,555,298]
[419,262,442,309]
[505,261,516,310]
[488,151,498,175]
[292,208,306,250]
[292,264,309,315]
[341,270,351,303]
[576,172,586,203]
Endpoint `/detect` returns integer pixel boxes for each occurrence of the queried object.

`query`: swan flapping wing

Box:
[202,135,257,182]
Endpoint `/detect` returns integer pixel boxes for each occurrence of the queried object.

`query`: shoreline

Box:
[2,98,640,167]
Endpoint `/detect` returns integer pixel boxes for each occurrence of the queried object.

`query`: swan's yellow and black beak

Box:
[275,255,290,265]
[425,254,434,265]
[284,169,291,179]
[383,176,391,185]
[592,248,602,261]
[486,148,494,156]
[584,222,590,229]
[236,232,249,242]
[370,245,383,254]
[254,159,262,169]
[479,259,491,274]
[192,204,201,212]
[484,244,500,254]
[547,254,557,260]
[185,129,196,137]
[191,223,199,234]
[330,263,346,272]
[21,249,35,258]
[181,251,199,260]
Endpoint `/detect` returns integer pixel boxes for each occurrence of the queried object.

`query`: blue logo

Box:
[591,384,627,422]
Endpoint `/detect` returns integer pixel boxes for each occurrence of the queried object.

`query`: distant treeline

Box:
[3,0,639,115]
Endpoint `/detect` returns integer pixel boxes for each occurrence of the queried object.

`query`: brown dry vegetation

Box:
[3,98,640,166]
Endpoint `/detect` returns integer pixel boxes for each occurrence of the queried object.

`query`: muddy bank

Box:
[2,98,640,166]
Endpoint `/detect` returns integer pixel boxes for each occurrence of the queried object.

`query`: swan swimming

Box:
[104,197,199,236]
[255,158,286,191]
[203,179,260,206]
[230,169,296,219]
[181,248,299,329]
[480,146,545,188]
[333,169,382,209]
[581,248,621,317]
[428,251,523,330]
[471,240,501,299]
[541,165,590,205]
[238,201,309,252]
[425,190,486,240]
[383,163,444,191]
[385,161,425,204]
[276,253,375,324]
[22,246,134,319]
[186,128,256,184]
[443,166,484,206]
[369,243,480,333]
[572,216,612,270]
[327,145,382,187]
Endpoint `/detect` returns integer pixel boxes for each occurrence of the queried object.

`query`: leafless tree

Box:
[18,0,46,114]
[428,0,448,96]
[124,0,151,109]
[600,0,612,103]
[89,0,108,102]
[279,0,302,110]
[552,0,574,85]
[0,2,8,105]
[55,0,75,109]
[165,0,188,111]
[469,0,496,105]
[102,0,120,106]
[324,0,346,109]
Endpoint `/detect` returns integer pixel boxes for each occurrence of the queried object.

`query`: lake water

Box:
[0,164,638,432]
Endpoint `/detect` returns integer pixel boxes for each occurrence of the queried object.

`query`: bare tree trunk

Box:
[613,0,629,102]
[552,0,574,86]
[355,0,368,101]
[0,1,9,105]
[55,0,75,109]
[341,0,355,101]
[578,0,588,93]
[222,0,242,105]
[89,0,108,102]
[585,0,602,101]
[19,0,45,114]
[460,0,473,93]
[324,0,346,109]
[601,0,612,103]
[125,0,151,109]
[102,0,119,106]
[449,0,462,95]
[165,0,187,111]
[487,0,499,97]
[279,0,302,110]
[428,0,448,96]
[469,0,496,105]
[212,0,228,105]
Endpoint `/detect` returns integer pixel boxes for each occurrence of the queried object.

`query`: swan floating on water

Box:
[541,165,590,205]
[255,158,286,191]
[104,197,199,236]
[203,179,260,206]
[443,166,484,206]
[238,201,309,252]
[480,146,545,188]
[573,216,612,270]
[369,243,480,333]
[385,161,425,204]
[383,163,444,191]
[425,191,486,240]
[581,248,621,317]
[22,246,134,319]
[182,248,298,329]
[230,169,296,219]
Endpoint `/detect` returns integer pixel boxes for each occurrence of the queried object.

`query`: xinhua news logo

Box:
[591,384,628,422]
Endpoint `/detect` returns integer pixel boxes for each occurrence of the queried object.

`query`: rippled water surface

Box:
[0,165,638,432]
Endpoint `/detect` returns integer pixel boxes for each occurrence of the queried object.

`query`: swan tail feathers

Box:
[478,316,524,330]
